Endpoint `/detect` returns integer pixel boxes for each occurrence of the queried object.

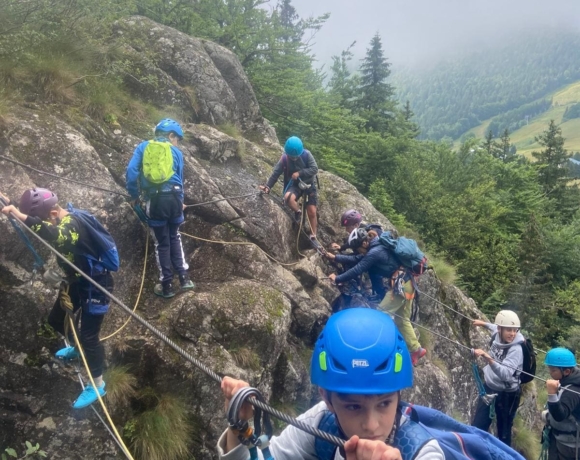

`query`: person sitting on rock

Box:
[126,118,194,299]
[325,228,426,366]
[259,136,319,241]
[329,209,384,253]
[218,308,445,460]
[1,188,114,409]
[542,347,580,460]
[471,310,524,447]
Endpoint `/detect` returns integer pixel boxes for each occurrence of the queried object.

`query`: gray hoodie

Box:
[483,323,524,392]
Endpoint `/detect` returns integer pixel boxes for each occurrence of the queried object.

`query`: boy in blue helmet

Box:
[126,118,194,298]
[219,308,442,460]
[542,347,580,459]
[219,309,524,460]
[259,136,319,240]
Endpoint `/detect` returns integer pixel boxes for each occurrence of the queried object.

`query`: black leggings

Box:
[48,281,108,378]
[471,384,521,447]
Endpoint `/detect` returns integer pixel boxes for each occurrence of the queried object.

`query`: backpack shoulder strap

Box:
[315,410,342,460]
[394,417,433,460]
[488,332,497,349]
[396,404,436,458]
[281,154,289,184]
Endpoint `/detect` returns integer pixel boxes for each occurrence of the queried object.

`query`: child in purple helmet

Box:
[1,188,113,409]
[126,118,195,298]
[330,209,383,252]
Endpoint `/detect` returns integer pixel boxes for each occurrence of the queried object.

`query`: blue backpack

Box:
[315,403,525,460]
[379,231,428,275]
[66,204,120,273]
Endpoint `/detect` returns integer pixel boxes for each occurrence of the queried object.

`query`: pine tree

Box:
[357,33,395,134]
[328,43,359,109]
[278,0,300,43]
[508,214,552,343]
[482,129,495,156]
[402,100,414,121]
[498,128,514,161]
[532,120,570,195]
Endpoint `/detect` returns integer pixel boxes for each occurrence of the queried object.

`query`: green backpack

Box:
[142,141,174,184]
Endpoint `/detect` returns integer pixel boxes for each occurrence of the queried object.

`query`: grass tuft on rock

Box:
[428,254,457,285]
[512,416,541,460]
[103,365,137,409]
[128,394,192,460]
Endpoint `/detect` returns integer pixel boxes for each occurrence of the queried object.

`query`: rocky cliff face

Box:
[0,16,538,459]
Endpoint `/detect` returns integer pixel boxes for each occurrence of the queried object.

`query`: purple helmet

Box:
[340,209,362,227]
[20,188,58,219]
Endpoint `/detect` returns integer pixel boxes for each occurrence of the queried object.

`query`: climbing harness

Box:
[297,178,311,191]
[227,387,274,460]
[539,424,551,460]
[470,350,497,419]
[265,188,327,258]
[1,208,345,449]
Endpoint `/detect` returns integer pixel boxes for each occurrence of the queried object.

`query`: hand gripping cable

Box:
[227,387,274,460]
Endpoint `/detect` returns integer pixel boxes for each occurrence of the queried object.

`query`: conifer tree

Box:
[498,128,514,161]
[328,43,359,109]
[357,33,396,134]
[482,129,495,156]
[532,120,570,195]
[402,100,414,121]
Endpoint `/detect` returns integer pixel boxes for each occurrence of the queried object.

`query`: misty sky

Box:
[281,0,580,69]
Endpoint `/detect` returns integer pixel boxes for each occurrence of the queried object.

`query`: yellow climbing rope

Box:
[101,231,149,341]
[68,316,135,460]
[179,231,302,267]
[58,232,149,342]
[295,199,308,259]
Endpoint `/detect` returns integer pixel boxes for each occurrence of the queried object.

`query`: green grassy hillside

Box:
[459,80,580,158]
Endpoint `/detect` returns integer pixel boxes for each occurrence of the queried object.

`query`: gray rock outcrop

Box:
[0,16,539,459]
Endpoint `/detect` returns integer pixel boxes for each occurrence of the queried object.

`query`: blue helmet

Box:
[311,308,413,394]
[545,348,577,368]
[284,136,304,157]
[155,118,183,139]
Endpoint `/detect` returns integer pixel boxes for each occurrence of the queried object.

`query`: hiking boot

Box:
[154,280,176,298]
[294,210,303,223]
[55,346,80,361]
[179,275,195,291]
[411,347,427,366]
[73,382,106,409]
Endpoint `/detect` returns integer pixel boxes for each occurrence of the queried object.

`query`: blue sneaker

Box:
[73,382,106,409]
[55,346,80,360]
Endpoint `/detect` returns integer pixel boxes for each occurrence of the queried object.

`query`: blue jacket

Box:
[126,139,185,200]
[334,237,400,285]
